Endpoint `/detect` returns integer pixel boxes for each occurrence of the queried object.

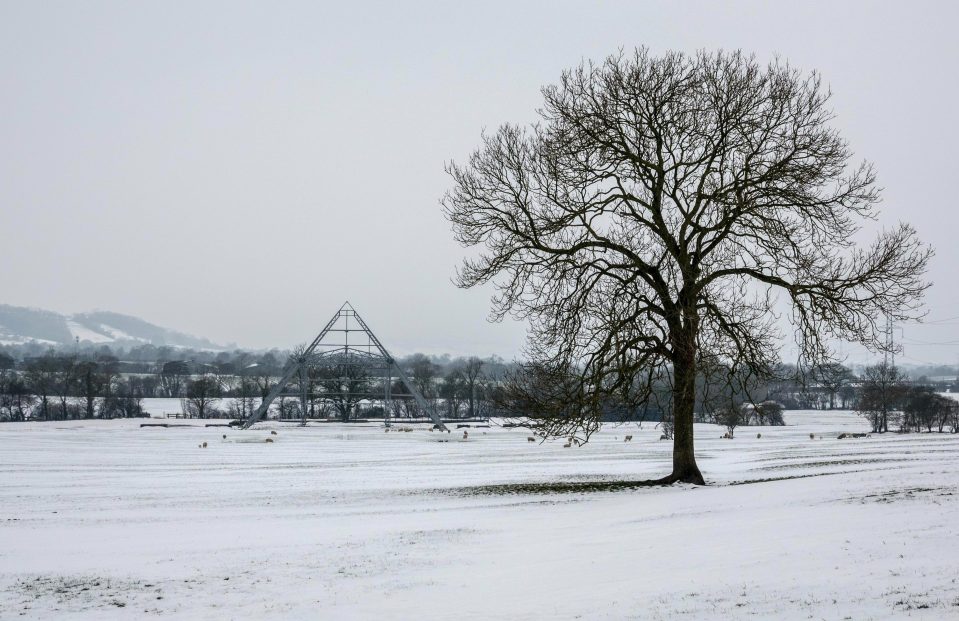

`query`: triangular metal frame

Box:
[241,302,447,430]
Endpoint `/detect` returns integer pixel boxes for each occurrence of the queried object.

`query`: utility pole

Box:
[884,315,895,369]
[891,318,896,369]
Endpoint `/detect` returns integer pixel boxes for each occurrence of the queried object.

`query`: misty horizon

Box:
[2,1,957,364]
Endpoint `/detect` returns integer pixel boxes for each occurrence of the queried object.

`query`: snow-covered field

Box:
[1,411,957,620]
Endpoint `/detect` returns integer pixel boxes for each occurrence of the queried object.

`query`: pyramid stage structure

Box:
[241,302,447,431]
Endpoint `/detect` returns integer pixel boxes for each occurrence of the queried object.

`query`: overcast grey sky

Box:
[1,1,957,363]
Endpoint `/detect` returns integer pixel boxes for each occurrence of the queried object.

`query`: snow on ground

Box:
[93,323,145,343]
[1,411,957,620]
[142,398,187,418]
[65,320,114,344]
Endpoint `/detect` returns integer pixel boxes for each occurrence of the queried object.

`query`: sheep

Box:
[624,435,633,442]
[527,436,536,443]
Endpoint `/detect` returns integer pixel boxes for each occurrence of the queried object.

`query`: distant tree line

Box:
[3,343,959,433]
[493,358,788,440]
[854,362,959,433]
[0,345,516,422]
[493,358,959,438]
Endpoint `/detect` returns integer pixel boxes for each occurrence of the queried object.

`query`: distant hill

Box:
[0,304,223,350]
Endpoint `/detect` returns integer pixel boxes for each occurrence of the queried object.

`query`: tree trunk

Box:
[298,367,308,426]
[668,327,706,485]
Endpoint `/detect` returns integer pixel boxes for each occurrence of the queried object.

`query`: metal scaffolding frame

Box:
[241,302,447,430]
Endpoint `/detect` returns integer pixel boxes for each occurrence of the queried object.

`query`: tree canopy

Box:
[444,49,931,484]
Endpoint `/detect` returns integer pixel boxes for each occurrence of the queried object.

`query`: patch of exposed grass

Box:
[445,478,676,496]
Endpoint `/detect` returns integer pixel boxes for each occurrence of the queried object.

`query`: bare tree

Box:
[24,355,58,420]
[755,400,785,426]
[406,353,439,416]
[110,376,146,418]
[494,360,607,441]
[857,363,908,433]
[251,352,281,402]
[389,379,419,420]
[813,363,855,410]
[933,395,955,434]
[159,360,189,397]
[76,358,117,419]
[444,49,930,484]
[274,395,300,420]
[53,357,79,419]
[184,376,222,419]
[305,364,326,420]
[902,386,955,433]
[459,356,485,418]
[229,374,258,420]
[715,405,746,438]
[440,367,467,418]
[838,384,857,409]
[0,371,36,421]
[317,354,371,422]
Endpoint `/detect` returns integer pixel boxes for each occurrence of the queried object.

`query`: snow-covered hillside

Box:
[0,304,222,349]
[1,410,956,619]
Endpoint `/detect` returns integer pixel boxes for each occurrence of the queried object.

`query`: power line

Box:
[920,314,959,325]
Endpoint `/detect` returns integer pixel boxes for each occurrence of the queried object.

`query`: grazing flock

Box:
[203,424,837,449]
